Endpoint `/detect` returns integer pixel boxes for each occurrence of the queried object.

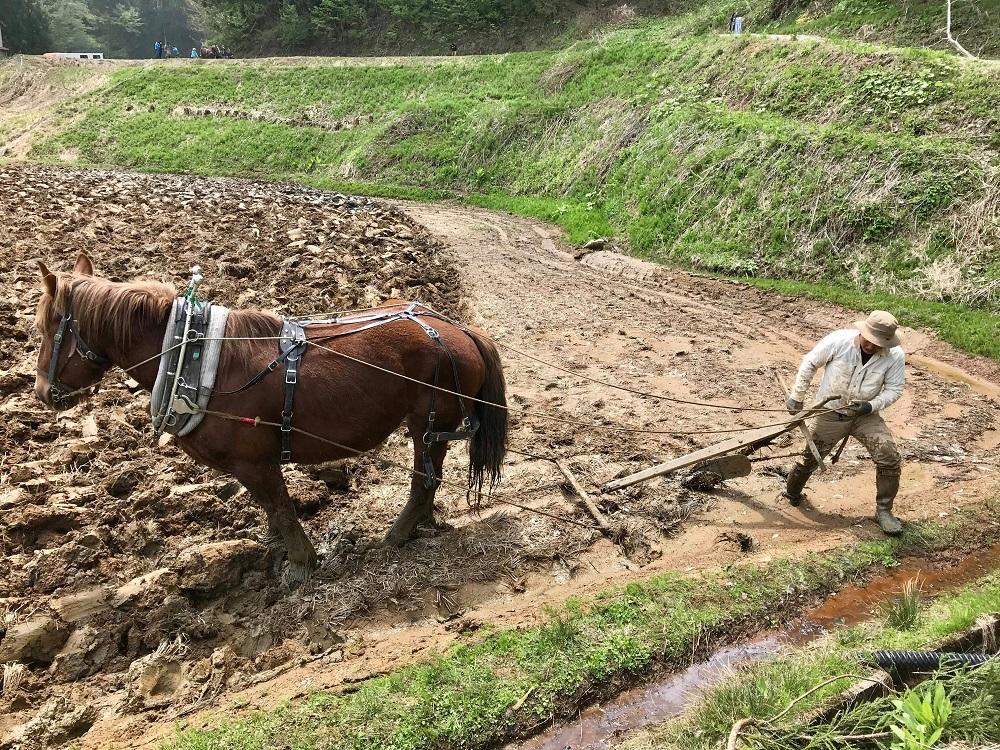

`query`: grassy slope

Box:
[632,565,1000,750]
[167,512,997,750]
[17,22,999,346]
[765,0,1000,59]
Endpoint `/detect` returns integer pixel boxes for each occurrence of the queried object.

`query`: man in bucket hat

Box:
[783,311,905,535]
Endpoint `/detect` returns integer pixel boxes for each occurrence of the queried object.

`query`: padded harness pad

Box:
[151,298,230,436]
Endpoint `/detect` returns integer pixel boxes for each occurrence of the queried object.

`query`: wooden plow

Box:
[552,395,838,536]
[603,396,836,493]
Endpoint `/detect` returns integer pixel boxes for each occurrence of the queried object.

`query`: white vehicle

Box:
[43,51,106,60]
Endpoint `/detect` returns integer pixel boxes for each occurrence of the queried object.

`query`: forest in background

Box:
[0,0,204,56]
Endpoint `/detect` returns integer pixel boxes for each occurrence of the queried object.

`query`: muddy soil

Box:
[0,165,998,749]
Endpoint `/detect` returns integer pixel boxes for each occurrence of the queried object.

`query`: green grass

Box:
[741,277,1000,360]
[163,511,1000,750]
[763,0,1000,59]
[632,565,1000,750]
[16,26,998,321]
[879,577,923,630]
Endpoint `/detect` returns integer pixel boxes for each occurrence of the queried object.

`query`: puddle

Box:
[508,544,1000,750]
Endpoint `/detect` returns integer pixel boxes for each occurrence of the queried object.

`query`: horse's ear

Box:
[36,260,57,298]
[73,252,95,276]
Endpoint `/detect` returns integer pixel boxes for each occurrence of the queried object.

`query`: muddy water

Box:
[796,543,1000,635]
[508,545,1000,750]
[507,637,783,750]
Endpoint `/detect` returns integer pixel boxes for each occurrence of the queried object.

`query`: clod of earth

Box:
[0,616,70,666]
[175,541,273,595]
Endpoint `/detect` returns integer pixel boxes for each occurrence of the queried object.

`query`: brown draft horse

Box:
[33,254,508,582]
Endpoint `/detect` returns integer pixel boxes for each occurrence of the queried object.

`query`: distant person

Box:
[733,14,744,34]
[190,47,199,58]
[450,42,458,56]
[783,311,905,536]
[171,46,179,58]
[154,40,163,59]
[729,12,736,32]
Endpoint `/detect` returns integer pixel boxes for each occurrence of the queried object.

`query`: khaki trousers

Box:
[799,412,901,473]
[786,412,902,506]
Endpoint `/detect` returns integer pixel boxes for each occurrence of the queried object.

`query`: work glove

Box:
[848,401,873,416]
[786,398,803,414]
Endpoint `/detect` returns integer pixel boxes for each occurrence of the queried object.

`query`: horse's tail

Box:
[465,328,508,501]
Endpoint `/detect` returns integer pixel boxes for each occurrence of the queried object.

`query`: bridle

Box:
[45,290,111,408]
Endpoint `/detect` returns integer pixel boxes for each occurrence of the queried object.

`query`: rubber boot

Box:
[875,471,902,536]
[783,463,811,507]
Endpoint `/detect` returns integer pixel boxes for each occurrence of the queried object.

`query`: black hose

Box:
[865,650,993,671]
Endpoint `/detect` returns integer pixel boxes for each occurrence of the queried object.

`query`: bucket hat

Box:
[855,310,902,348]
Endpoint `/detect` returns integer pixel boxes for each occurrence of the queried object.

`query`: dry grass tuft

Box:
[2,663,28,696]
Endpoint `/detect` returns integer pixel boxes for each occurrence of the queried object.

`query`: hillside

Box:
[1,21,998,350]
[191,0,1000,58]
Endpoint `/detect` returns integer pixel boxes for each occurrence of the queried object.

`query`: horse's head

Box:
[34,253,113,411]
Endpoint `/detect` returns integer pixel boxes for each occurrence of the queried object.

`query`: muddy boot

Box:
[875,471,902,536]
[783,463,812,507]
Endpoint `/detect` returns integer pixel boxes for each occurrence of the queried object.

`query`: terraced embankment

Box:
[2,24,999,336]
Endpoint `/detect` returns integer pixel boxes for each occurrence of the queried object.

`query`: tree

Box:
[312,0,365,36]
[0,0,53,53]
[277,1,312,46]
[945,0,975,58]
[39,0,99,50]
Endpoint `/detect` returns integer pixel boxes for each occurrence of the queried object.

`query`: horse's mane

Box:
[38,274,282,370]
[224,309,282,368]
[38,274,175,352]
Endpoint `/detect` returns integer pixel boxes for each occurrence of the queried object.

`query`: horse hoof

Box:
[382,526,412,547]
[284,561,313,587]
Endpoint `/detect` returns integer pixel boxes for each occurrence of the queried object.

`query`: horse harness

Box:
[44,290,112,409]
[156,298,477,476]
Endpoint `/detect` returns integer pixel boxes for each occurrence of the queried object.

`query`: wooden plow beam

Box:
[602,398,837,493]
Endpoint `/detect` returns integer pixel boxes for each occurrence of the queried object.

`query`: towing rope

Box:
[117,334,838,438]
[196,407,600,530]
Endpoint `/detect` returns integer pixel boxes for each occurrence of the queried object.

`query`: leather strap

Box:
[278,319,307,463]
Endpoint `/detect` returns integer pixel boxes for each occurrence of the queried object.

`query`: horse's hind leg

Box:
[232,462,318,584]
[383,431,449,547]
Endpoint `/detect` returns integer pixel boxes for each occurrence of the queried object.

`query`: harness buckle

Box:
[423,410,437,445]
[285,368,298,385]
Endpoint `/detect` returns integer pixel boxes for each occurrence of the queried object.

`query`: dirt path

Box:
[397,200,1000,555]
[2,167,997,748]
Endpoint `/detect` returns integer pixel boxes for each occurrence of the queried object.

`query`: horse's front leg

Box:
[232,462,318,584]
